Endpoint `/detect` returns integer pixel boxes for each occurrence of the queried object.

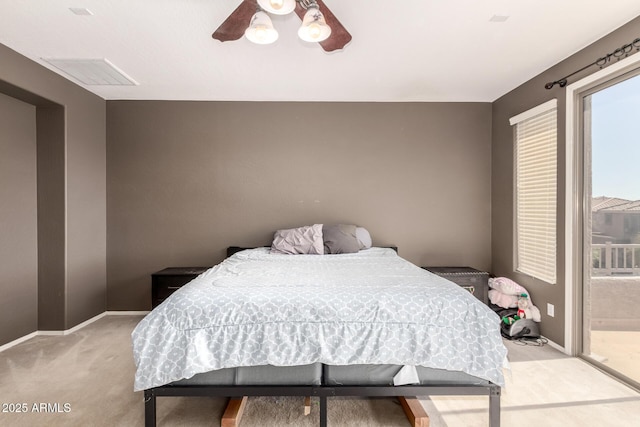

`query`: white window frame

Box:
[510,99,558,285]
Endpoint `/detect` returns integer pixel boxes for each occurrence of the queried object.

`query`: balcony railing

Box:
[592,243,640,276]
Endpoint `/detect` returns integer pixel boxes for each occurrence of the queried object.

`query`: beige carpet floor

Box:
[0,315,639,426]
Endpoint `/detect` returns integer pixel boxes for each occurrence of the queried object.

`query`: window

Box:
[510,99,557,284]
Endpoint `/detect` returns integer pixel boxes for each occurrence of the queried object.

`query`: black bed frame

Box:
[144,377,501,427]
[142,246,502,426]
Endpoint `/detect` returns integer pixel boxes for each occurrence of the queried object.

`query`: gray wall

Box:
[0,93,38,344]
[0,44,106,344]
[107,101,492,310]
[36,105,67,330]
[491,16,640,345]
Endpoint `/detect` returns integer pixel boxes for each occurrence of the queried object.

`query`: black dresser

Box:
[422,266,489,305]
[151,267,210,308]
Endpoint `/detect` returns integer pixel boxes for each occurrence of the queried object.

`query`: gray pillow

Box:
[355,226,372,249]
[323,224,360,254]
[271,224,324,255]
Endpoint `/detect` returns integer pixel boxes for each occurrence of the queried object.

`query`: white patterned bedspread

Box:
[132,248,508,391]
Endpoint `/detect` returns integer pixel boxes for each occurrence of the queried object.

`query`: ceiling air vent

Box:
[69,8,93,16]
[43,58,138,86]
[489,14,510,23]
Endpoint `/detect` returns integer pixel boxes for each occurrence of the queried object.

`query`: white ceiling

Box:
[1,0,639,102]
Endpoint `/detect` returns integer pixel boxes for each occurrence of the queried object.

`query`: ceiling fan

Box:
[212,0,352,52]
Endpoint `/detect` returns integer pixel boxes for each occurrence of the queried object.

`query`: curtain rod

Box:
[545,37,640,90]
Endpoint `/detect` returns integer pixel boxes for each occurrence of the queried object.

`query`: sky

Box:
[590,73,640,201]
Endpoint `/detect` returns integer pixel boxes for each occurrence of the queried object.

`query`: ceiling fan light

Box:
[245,11,279,45]
[298,7,331,42]
[257,0,296,15]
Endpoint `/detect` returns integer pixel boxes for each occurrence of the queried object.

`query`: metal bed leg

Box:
[489,386,501,427]
[319,395,328,427]
[144,389,156,427]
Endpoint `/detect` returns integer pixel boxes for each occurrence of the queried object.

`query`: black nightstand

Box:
[422,266,489,305]
[151,267,210,308]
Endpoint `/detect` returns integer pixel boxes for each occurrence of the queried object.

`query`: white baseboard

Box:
[0,311,149,353]
[38,312,107,336]
[0,331,39,353]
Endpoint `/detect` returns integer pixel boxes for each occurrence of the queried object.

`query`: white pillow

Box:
[271,224,324,255]
[488,277,527,295]
[355,226,372,249]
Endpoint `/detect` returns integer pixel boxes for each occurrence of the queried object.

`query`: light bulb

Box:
[270,0,284,11]
[298,7,331,43]
[245,11,278,44]
[255,25,268,41]
[308,23,322,40]
[257,0,295,15]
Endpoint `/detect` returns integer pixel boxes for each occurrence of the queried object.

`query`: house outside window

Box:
[510,99,558,284]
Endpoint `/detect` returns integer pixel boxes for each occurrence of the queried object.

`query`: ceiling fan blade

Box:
[295,0,352,52]
[316,0,352,52]
[212,0,257,43]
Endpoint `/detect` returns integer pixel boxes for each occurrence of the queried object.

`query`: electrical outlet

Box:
[547,303,555,317]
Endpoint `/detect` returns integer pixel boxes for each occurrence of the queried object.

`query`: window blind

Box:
[512,100,557,284]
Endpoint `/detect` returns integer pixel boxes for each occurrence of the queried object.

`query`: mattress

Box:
[325,364,489,386]
[173,363,488,387]
[132,247,507,391]
[174,363,322,386]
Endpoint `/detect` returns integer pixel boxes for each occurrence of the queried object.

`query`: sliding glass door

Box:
[581,72,640,388]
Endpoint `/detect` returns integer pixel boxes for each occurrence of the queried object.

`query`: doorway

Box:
[581,72,640,388]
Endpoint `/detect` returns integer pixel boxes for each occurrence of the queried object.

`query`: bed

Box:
[133,245,508,427]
